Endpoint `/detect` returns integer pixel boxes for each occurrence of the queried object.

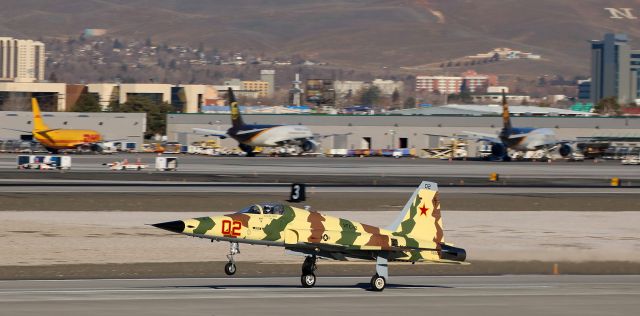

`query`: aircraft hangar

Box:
[0,111,147,149]
[167,113,640,153]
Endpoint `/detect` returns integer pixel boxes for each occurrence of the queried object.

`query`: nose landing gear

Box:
[224,242,240,276]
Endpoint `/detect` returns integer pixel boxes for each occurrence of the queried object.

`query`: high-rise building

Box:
[415,73,488,94]
[259,69,275,98]
[577,79,591,101]
[590,33,640,105]
[0,37,45,82]
[242,80,270,98]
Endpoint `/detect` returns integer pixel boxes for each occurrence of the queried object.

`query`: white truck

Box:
[17,155,72,170]
[155,156,178,171]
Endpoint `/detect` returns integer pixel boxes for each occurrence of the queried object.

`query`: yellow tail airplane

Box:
[27,98,104,153]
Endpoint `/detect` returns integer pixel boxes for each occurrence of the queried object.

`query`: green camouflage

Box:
[153,181,466,264]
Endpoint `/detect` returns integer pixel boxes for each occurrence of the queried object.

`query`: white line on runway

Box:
[1,291,639,303]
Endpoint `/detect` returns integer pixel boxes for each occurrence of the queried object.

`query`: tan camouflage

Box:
[152,181,467,290]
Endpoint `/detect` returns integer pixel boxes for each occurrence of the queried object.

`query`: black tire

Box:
[370,274,386,291]
[224,262,236,276]
[301,273,316,288]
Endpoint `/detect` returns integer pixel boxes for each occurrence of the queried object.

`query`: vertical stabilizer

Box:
[31,98,50,132]
[228,88,244,128]
[387,181,444,248]
[501,90,512,132]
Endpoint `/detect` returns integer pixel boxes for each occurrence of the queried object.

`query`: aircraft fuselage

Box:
[34,129,103,149]
[228,124,314,147]
[501,127,557,152]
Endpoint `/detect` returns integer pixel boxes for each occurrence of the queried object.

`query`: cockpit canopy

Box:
[237,203,286,215]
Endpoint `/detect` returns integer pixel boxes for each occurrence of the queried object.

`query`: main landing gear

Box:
[370,256,388,291]
[300,255,317,288]
[370,274,386,291]
[224,242,240,276]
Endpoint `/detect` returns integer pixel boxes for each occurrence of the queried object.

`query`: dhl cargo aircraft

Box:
[9,98,106,153]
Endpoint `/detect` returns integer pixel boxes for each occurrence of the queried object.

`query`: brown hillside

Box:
[2,0,640,76]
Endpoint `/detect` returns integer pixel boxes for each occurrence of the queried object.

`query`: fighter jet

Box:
[192,88,343,156]
[152,181,467,291]
[5,98,106,153]
[457,91,574,161]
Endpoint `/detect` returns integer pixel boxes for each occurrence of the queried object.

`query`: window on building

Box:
[399,137,408,149]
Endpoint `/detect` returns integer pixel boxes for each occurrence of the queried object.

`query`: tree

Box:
[48,72,58,83]
[116,96,172,137]
[72,94,102,112]
[358,85,381,105]
[391,89,401,105]
[113,39,123,49]
[403,96,416,109]
[595,96,620,115]
[447,91,473,103]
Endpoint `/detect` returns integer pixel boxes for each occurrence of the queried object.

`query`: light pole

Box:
[389,129,396,149]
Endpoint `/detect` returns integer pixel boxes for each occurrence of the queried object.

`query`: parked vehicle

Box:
[104,159,148,170]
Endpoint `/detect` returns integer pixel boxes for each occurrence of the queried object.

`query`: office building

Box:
[416,72,488,94]
[0,37,45,82]
[259,69,275,97]
[590,33,640,105]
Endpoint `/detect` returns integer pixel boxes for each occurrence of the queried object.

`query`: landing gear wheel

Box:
[239,144,255,157]
[301,273,316,288]
[224,262,236,275]
[224,242,240,276]
[370,274,386,291]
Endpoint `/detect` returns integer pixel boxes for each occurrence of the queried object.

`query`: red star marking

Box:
[419,204,429,216]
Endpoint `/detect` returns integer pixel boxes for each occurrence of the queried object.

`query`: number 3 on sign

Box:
[221,220,242,236]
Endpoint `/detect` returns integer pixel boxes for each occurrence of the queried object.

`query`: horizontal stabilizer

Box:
[192,128,229,138]
[459,131,500,143]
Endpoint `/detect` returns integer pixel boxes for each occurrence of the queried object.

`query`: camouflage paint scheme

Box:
[154,181,466,264]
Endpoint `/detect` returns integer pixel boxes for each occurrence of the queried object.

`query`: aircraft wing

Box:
[287,242,467,264]
[507,133,531,139]
[313,132,352,139]
[2,128,33,134]
[98,138,128,144]
[192,128,229,138]
[424,133,455,138]
[459,131,501,143]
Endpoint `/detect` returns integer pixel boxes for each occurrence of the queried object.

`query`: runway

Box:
[1,153,638,178]
[1,179,640,193]
[0,275,638,315]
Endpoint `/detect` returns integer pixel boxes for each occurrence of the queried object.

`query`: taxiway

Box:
[0,275,638,316]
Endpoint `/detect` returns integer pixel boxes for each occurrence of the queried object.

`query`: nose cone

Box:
[152,220,185,233]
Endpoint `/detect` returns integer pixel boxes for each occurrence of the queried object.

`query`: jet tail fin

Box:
[228,88,244,128]
[31,98,50,132]
[387,181,445,248]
